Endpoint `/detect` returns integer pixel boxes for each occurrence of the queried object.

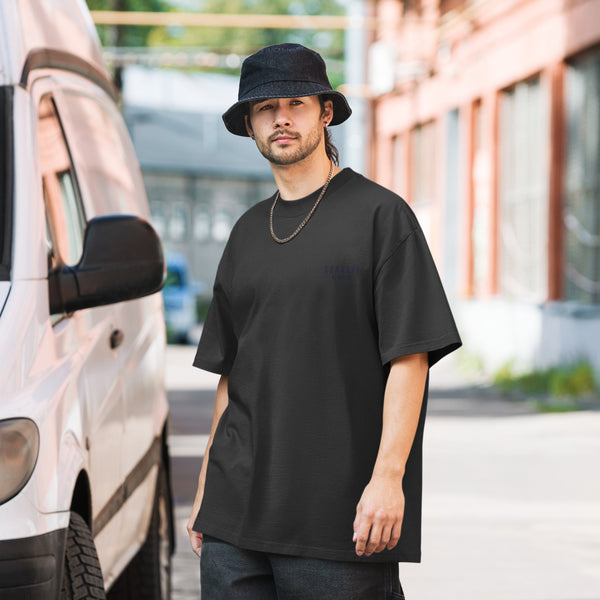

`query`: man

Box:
[187,43,461,599]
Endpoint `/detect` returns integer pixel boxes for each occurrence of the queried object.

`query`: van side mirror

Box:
[49,215,165,315]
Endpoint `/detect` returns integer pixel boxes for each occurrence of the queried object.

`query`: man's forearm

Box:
[352,352,429,556]
[371,352,429,479]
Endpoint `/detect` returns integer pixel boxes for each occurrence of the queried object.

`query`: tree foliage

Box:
[148,0,345,60]
[86,0,172,47]
[86,0,346,84]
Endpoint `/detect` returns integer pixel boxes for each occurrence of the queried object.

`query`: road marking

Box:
[169,434,209,457]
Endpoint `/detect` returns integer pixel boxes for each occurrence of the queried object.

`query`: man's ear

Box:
[244,115,254,138]
[322,99,334,126]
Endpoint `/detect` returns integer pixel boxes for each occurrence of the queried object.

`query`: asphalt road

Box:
[166,346,216,600]
[166,345,600,600]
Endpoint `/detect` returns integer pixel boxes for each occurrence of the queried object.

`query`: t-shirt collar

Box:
[272,167,355,217]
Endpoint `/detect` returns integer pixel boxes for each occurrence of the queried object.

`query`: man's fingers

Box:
[355,528,371,556]
[356,512,399,555]
[387,521,402,550]
[365,519,383,556]
[375,524,393,553]
[189,530,203,557]
[354,512,373,556]
[353,512,361,537]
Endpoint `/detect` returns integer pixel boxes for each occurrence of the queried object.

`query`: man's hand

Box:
[352,353,427,557]
[187,484,205,558]
[353,474,405,556]
[187,512,203,557]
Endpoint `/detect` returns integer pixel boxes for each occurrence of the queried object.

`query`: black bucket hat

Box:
[222,43,352,137]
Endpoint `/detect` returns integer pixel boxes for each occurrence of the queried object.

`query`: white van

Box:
[0,1,173,598]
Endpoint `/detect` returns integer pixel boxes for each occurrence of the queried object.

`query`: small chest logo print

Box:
[324,264,360,281]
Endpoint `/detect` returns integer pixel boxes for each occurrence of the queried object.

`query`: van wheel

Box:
[61,511,106,600]
[108,464,172,600]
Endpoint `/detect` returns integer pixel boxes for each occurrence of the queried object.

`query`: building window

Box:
[391,134,408,198]
[193,209,211,242]
[211,211,232,242]
[564,49,600,305]
[149,201,166,240]
[410,121,437,237]
[471,99,492,297]
[443,108,461,300]
[168,204,189,241]
[498,76,549,300]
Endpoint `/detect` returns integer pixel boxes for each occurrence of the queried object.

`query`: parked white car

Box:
[0,1,173,598]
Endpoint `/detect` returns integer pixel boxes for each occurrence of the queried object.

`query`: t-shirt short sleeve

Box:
[374,225,462,368]
[193,240,237,375]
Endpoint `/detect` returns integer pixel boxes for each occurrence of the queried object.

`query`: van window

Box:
[56,89,148,219]
[38,95,85,268]
[0,87,13,281]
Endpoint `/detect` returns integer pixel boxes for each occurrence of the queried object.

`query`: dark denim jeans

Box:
[200,534,406,600]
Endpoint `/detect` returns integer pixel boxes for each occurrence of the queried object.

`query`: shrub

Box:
[493,360,598,398]
[548,362,596,397]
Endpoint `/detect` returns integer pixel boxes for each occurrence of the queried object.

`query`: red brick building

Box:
[367,0,600,372]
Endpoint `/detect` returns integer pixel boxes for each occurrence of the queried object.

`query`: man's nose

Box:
[273,106,291,128]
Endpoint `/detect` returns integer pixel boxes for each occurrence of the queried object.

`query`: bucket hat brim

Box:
[223,83,352,137]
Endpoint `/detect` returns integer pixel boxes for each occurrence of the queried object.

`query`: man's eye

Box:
[258,104,272,111]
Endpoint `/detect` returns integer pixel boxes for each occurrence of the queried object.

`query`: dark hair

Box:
[319,96,340,166]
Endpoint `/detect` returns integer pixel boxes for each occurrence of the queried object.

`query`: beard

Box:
[253,123,323,166]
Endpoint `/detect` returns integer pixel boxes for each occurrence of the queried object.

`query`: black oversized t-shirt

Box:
[193,168,461,563]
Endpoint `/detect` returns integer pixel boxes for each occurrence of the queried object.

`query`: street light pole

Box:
[343,0,368,174]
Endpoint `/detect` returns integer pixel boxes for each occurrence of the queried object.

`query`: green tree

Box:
[87,0,346,85]
[86,0,172,48]
[148,0,346,81]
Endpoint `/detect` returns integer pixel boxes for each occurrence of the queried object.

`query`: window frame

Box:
[0,86,14,281]
[37,93,87,320]
[563,46,600,305]
[497,74,550,301]
[39,93,86,268]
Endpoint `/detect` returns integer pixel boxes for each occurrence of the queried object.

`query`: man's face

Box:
[245,96,332,166]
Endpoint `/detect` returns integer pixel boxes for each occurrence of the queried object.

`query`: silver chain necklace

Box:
[269,161,335,244]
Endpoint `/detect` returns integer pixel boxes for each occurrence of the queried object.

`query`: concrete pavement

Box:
[167,345,600,599]
[403,411,600,599]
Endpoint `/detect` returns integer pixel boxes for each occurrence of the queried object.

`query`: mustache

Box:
[269,130,299,142]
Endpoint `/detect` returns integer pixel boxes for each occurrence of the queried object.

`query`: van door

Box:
[53,82,166,560]
[34,84,126,575]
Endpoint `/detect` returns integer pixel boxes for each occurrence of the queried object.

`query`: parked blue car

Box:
[163,252,199,344]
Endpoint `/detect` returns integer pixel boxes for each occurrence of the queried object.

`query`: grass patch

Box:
[493,360,599,408]
[532,398,581,413]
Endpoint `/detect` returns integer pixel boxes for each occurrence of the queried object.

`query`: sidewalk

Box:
[168,345,600,599]
[403,410,600,599]
[412,352,600,599]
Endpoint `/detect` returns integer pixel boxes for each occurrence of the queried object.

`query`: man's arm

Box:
[353,352,429,557]
[187,373,230,557]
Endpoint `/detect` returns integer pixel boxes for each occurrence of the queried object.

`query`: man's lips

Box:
[270,133,298,144]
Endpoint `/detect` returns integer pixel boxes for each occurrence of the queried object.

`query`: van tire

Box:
[60,511,106,600]
[108,463,172,600]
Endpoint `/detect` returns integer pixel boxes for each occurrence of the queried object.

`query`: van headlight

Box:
[0,419,40,505]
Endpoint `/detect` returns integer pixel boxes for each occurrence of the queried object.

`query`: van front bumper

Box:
[0,528,66,600]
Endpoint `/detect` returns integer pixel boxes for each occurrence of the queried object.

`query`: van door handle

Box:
[109,329,124,349]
